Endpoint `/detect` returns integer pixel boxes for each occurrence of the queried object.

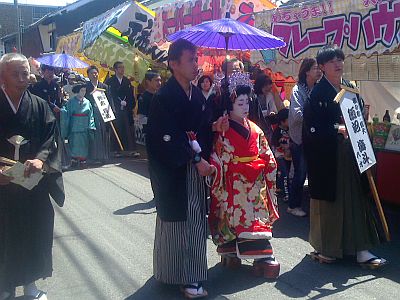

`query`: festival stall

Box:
[253,0,400,205]
[150,0,295,96]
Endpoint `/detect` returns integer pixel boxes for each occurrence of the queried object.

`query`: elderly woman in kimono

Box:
[60,84,95,167]
[208,72,280,279]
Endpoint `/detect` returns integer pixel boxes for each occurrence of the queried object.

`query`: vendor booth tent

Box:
[252,0,400,116]
[150,0,277,44]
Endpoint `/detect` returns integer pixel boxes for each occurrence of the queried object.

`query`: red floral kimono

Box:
[209,119,279,259]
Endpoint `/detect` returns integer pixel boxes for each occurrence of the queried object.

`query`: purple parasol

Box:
[36,53,89,69]
[167,18,285,51]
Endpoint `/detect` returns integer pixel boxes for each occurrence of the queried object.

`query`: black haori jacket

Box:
[146,76,211,221]
[0,90,65,207]
[303,76,365,202]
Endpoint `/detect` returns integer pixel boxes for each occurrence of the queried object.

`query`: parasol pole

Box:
[221,33,232,140]
[224,34,229,81]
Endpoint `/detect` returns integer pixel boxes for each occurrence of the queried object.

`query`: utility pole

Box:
[14,0,21,53]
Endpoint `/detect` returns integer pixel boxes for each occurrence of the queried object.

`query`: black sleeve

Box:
[137,94,145,115]
[146,93,193,169]
[56,84,63,108]
[127,81,136,110]
[32,96,65,207]
[104,84,115,113]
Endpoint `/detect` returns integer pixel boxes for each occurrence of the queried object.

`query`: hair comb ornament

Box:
[228,72,253,96]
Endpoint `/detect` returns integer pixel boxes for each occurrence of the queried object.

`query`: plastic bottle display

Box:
[373,114,379,124]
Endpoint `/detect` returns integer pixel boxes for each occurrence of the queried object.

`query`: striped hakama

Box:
[153,163,208,285]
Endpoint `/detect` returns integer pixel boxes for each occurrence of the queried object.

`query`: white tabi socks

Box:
[356,250,384,263]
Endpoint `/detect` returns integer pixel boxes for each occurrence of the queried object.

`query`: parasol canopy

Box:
[167,17,285,51]
[36,53,89,69]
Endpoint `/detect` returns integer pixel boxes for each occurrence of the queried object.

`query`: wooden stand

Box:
[366,169,391,241]
[110,121,124,152]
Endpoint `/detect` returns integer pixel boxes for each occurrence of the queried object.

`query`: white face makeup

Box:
[231,94,249,120]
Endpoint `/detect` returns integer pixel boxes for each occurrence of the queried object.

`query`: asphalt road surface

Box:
[18,159,400,300]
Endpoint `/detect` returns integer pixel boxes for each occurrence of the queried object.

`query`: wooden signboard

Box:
[92,89,124,151]
[92,89,116,123]
[335,86,390,241]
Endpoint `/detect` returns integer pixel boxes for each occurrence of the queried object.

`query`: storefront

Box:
[253,0,400,205]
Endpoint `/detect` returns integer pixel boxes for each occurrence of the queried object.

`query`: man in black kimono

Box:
[146,39,227,299]
[85,65,114,164]
[303,45,384,268]
[137,71,162,136]
[0,53,64,300]
[30,65,62,115]
[105,62,139,157]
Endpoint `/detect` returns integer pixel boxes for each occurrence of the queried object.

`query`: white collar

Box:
[188,83,193,101]
[116,75,123,84]
[91,81,98,89]
[1,87,23,114]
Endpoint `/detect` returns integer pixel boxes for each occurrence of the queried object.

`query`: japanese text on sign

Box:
[256,0,400,61]
[92,90,116,123]
[338,89,376,173]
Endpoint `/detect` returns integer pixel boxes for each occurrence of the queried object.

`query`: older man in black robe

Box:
[0,53,64,300]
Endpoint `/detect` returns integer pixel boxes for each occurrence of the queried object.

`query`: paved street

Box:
[26,159,400,300]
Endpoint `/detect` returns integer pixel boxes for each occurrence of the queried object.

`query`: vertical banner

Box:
[336,88,376,173]
[92,90,116,123]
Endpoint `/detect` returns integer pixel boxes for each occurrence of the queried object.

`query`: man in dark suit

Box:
[105,62,139,157]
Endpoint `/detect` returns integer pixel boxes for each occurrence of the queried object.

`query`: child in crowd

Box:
[271,108,291,202]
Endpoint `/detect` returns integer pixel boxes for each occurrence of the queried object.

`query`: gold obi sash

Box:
[231,155,259,163]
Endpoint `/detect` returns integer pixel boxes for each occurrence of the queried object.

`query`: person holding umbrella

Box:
[147,39,228,299]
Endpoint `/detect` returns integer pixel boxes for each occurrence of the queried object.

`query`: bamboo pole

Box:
[110,121,124,152]
[366,169,391,241]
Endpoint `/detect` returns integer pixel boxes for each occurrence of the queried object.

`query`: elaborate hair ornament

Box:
[228,71,253,96]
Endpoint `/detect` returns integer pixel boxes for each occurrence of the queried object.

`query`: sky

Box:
[2,0,78,6]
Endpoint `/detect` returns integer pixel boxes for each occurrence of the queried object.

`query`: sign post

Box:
[92,89,124,152]
[335,86,390,241]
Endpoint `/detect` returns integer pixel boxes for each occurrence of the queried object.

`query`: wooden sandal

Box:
[358,257,387,270]
[309,251,336,264]
[180,283,208,299]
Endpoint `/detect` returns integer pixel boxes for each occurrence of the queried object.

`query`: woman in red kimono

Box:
[208,73,280,279]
